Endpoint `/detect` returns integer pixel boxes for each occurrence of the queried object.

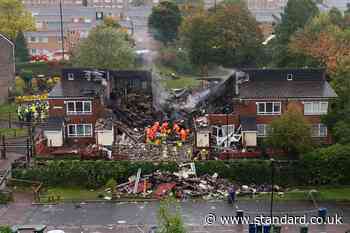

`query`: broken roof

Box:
[48,78,104,98]
[237,68,337,99]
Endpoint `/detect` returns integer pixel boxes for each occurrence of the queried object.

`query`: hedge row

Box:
[12,144,350,188]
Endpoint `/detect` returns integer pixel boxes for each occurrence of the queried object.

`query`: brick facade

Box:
[209,98,333,145]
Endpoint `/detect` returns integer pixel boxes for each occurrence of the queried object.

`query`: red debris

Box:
[154,182,176,199]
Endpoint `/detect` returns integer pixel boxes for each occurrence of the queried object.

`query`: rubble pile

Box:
[112,144,192,161]
[115,164,285,200]
[114,92,154,128]
[117,170,231,200]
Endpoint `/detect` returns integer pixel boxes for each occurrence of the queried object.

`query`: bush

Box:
[12,147,350,188]
[0,226,12,233]
[0,191,12,204]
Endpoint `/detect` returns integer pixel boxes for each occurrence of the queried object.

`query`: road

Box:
[1,200,349,232]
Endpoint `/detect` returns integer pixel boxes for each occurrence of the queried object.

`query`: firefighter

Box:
[173,122,180,135]
[160,121,169,134]
[180,128,188,142]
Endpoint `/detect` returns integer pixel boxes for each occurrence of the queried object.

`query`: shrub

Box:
[12,148,350,188]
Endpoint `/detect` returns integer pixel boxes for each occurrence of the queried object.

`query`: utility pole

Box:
[59,0,65,61]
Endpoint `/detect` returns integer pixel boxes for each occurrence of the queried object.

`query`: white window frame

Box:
[257,102,281,115]
[66,101,92,115]
[304,101,328,115]
[311,124,327,138]
[257,124,270,137]
[67,124,93,137]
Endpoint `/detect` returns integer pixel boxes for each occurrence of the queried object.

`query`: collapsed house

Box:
[194,68,338,158]
[41,68,153,152]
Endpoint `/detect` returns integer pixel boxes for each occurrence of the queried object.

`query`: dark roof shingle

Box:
[237,69,337,99]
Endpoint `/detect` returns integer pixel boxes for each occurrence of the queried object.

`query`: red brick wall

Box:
[48,97,104,145]
[208,99,333,144]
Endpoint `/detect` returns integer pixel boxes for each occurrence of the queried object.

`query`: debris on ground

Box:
[115,164,284,200]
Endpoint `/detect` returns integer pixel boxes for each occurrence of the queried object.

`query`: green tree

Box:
[148,1,182,44]
[323,59,350,144]
[14,31,30,63]
[271,0,319,67]
[267,108,312,156]
[209,1,263,67]
[158,198,186,233]
[179,12,217,74]
[71,26,135,70]
[180,1,262,70]
[0,0,35,41]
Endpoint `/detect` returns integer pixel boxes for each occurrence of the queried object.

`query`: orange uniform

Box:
[173,123,180,135]
[180,129,188,141]
[161,121,169,134]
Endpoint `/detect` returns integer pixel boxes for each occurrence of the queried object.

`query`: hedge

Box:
[12,144,350,188]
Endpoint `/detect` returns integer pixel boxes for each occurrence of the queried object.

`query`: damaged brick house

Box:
[42,68,152,148]
[206,68,337,151]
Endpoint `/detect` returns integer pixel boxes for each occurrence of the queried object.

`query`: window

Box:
[257,102,281,115]
[66,101,92,114]
[67,124,92,137]
[38,37,48,43]
[287,74,293,81]
[68,73,74,80]
[257,124,271,137]
[30,36,37,42]
[311,124,327,137]
[304,102,328,115]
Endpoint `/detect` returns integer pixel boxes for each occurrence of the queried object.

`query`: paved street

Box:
[1,199,349,232]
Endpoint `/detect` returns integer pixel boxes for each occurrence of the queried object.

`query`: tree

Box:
[271,0,319,67]
[157,198,186,233]
[180,1,262,70]
[71,26,135,70]
[289,12,350,74]
[0,0,35,41]
[208,1,263,67]
[275,0,319,44]
[148,1,182,44]
[267,108,312,156]
[14,31,30,63]
[323,59,350,144]
[180,13,216,74]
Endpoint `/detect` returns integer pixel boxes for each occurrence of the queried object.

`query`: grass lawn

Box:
[0,128,28,139]
[157,64,201,89]
[241,187,350,202]
[40,187,108,202]
[161,76,200,89]
[35,186,350,203]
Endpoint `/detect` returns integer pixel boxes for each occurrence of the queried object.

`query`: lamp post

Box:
[270,158,275,220]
